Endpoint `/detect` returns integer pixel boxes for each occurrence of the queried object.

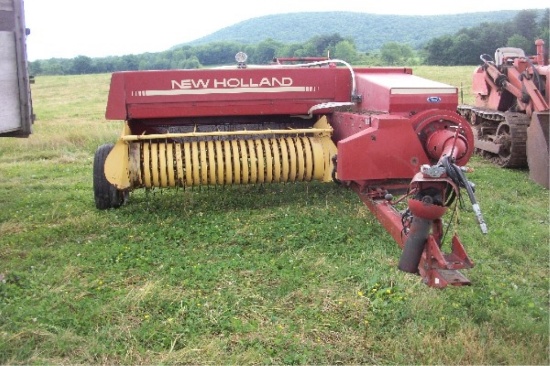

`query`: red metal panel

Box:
[355,73,459,114]
[334,114,429,181]
[125,100,337,120]
[471,66,488,96]
[329,111,374,142]
[105,73,127,120]
[105,67,353,120]
[106,66,460,121]
[354,185,406,247]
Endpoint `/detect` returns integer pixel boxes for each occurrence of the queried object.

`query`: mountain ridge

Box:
[174,10,542,51]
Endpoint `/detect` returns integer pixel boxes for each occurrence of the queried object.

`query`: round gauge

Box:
[235,52,248,63]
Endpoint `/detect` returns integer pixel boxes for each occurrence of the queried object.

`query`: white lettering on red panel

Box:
[132,77,318,97]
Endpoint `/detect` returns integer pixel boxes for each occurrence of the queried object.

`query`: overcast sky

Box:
[23,0,549,61]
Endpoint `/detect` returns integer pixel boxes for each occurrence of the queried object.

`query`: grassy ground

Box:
[0,69,548,364]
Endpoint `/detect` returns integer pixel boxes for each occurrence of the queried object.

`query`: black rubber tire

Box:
[93,143,127,210]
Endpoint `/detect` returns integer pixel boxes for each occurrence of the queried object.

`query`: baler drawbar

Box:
[95,55,487,288]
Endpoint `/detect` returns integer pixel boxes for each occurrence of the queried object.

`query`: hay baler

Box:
[95,56,487,288]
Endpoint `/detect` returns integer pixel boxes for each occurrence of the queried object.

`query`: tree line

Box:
[424,9,549,65]
[28,9,548,76]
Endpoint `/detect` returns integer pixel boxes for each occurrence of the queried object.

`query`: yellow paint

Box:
[112,115,338,189]
[295,138,305,181]
[287,137,297,182]
[167,143,175,186]
[247,139,257,184]
[175,143,184,186]
[151,144,159,187]
[158,143,167,187]
[191,141,200,185]
[199,141,208,185]
[271,138,280,183]
[215,140,224,185]
[262,139,272,183]
[239,139,249,184]
[184,142,193,186]
[224,140,233,184]
[279,138,289,181]
[104,123,131,189]
[302,137,313,181]
[143,143,152,188]
[206,141,215,184]
[255,140,265,184]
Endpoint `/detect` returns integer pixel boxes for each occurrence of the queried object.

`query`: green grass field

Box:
[0,68,548,364]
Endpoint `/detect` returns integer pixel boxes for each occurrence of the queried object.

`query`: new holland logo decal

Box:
[132,77,318,97]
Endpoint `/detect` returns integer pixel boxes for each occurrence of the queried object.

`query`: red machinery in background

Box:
[95,55,487,288]
[458,39,549,188]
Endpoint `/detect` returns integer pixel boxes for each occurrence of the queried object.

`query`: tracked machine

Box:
[457,39,549,188]
[95,54,487,288]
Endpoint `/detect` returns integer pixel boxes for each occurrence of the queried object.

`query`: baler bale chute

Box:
[94,55,487,288]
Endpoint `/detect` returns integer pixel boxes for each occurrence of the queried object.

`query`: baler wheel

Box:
[93,143,127,210]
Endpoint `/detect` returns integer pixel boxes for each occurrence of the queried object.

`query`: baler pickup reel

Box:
[103,117,337,192]
[95,53,486,288]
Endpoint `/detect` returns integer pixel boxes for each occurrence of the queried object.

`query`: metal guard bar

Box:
[120,128,334,141]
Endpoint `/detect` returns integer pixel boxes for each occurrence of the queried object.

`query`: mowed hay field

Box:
[0,68,548,365]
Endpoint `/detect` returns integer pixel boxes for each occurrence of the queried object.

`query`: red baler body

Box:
[98,59,483,288]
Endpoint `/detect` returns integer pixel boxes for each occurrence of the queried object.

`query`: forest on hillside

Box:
[182,10,523,51]
[29,9,549,75]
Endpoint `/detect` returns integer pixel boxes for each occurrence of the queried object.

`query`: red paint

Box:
[103,60,478,288]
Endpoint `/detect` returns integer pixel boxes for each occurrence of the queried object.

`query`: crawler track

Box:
[457,106,529,168]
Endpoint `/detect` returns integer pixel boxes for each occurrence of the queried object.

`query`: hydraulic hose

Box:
[441,156,488,234]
